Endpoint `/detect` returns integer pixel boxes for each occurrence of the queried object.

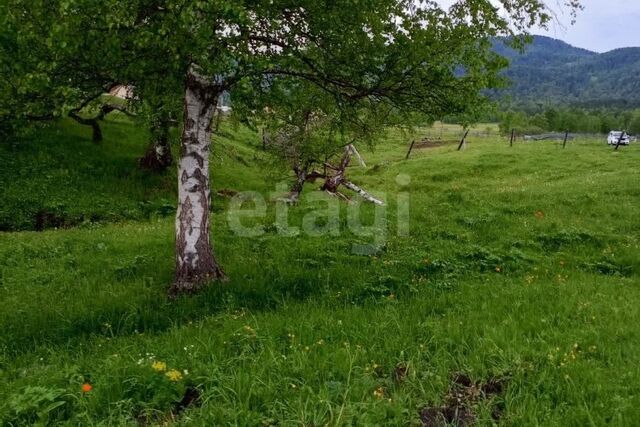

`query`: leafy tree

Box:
[240,76,403,203]
[629,110,640,135]
[1,0,581,295]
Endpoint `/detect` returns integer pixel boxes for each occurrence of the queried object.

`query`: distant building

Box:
[108,85,231,113]
[109,85,134,99]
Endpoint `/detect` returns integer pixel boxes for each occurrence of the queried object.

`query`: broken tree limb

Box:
[321,145,382,205]
[325,189,351,203]
[280,166,327,203]
[342,180,385,205]
[321,145,352,193]
[348,144,366,167]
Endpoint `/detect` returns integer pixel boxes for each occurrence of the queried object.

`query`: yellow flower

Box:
[373,386,384,399]
[165,369,183,382]
[152,361,167,372]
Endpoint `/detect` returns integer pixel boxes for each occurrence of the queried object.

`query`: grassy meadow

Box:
[0,116,639,425]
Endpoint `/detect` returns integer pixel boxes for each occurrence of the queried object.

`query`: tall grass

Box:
[0,118,638,425]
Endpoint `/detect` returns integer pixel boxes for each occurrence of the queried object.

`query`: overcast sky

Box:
[435,1,640,52]
[537,0,640,52]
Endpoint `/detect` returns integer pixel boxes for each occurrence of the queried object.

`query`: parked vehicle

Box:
[607,131,630,145]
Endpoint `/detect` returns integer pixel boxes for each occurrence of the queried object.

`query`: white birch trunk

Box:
[342,180,385,205]
[348,144,366,168]
[170,67,225,295]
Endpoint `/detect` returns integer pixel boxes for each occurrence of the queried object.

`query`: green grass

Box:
[0,118,639,425]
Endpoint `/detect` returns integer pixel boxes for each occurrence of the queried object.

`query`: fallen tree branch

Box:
[348,144,366,167]
[342,180,385,205]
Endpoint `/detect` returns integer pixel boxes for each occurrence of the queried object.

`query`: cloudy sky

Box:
[536,0,640,52]
[435,1,640,52]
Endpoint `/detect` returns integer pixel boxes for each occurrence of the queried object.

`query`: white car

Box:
[607,131,630,145]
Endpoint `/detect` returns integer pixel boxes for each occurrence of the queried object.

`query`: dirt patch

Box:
[419,372,508,427]
[414,138,463,150]
[34,209,67,231]
[393,363,409,383]
[173,386,201,415]
[135,387,201,426]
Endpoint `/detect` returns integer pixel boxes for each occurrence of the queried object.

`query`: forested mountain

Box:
[494,36,640,108]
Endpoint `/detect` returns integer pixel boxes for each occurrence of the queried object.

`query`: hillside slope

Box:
[1,120,640,424]
[494,36,640,107]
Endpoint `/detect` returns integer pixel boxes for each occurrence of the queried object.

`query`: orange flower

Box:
[81,383,93,393]
[534,210,545,219]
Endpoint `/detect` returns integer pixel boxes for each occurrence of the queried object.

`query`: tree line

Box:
[496,108,640,135]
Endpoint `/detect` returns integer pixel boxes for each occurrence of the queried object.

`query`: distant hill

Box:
[493,36,640,108]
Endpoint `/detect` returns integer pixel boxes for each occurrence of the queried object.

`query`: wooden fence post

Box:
[405,140,416,160]
[615,130,626,151]
[562,131,569,148]
[457,129,470,151]
[510,129,515,147]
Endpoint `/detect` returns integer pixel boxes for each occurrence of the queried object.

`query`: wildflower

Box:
[388,293,396,300]
[81,383,93,393]
[373,386,384,399]
[495,266,501,273]
[534,210,545,219]
[152,361,167,372]
[165,369,183,382]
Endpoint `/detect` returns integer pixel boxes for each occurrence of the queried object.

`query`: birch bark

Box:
[170,68,225,295]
